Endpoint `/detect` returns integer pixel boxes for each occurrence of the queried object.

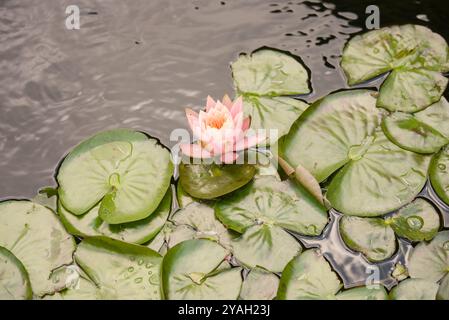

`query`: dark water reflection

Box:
[1,0,448,289]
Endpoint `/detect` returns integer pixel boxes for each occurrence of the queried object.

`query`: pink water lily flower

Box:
[180,95,266,163]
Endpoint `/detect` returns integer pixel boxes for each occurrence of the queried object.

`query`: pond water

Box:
[1,0,448,290]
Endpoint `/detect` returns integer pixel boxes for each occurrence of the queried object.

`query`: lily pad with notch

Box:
[239,266,279,300]
[161,239,242,300]
[57,129,174,224]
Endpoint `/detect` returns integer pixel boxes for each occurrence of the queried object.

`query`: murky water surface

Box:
[1,0,448,289]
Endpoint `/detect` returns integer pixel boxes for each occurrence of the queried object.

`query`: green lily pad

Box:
[231,48,311,96]
[283,90,381,183]
[407,230,449,283]
[216,176,328,235]
[341,25,449,86]
[415,97,449,139]
[239,267,279,300]
[179,162,256,200]
[339,216,396,262]
[377,68,448,113]
[57,129,173,224]
[176,182,195,209]
[430,146,449,205]
[437,273,449,300]
[0,246,32,300]
[168,202,234,250]
[57,190,172,244]
[242,95,309,143]
[389,198,440,242]
[389,278,439,300]
[277,250,342,300]
[74,236,163,299]
[0,200,75,297]
[382,112,448,154]
[232,224,302,273]
[326,128,430,216]
[161,239,242,300]
[43,276,102,300]
[335,286,388,300]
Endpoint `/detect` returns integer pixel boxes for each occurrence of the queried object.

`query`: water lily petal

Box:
[185,108,200,135]
[242,116,251,131]
[206,96,216,112]
[180,143,212,159]
[235,133,267,151]
[231,96,243,119]
[222,94,233,110]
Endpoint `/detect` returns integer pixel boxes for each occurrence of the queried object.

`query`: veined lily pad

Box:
[341,25,449,85]
[389,278,439,300]
[407,230,449,283]
[74,236,163,300]
[430,146,449,205]
[377,69,448,113]
[242,95,309,143]
[326,128,430,216]
[239,267,279,300]
[277,250,342,300]
[335,286,388,300]
[339,216,396,262]
[215,176,327,272]
[382,111,448,154]
[57,190,172,244]
[0,246,32,300]
[179,162,256,200]
[389,198,440,242]
[231,48,311,96]
[283,90,381,182]
[57,129,173,224]
[167,202,234,250]
[0,201,75,297]
[161,239,242,300]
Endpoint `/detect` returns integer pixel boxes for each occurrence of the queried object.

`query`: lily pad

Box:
[283,90,381,183]
[167,202,234,249]
[341,25,449,85]
[382,111,448,154]
[335,286,388,300]
[430,146,449,205]
[231,224,302,273]
[389,278,439,300]
[239,267,279,300]
[277,250,342,300]
[389,198,440,242]
[179,162,256,200]
[407,230,449,283]
[161,239,242,300]
[415,97,449,139]
[339,216,397,262]
[326,128,430,216]
[231,48,311,96]
[74,236,163,299]
[176,182,195,209]
[377,68,448,113]
[0,200,75,297]
[57,129,173,224]
[0,246,32,300]
[57,190,172,244]
[437,273,449,300]
[242,95,309,143]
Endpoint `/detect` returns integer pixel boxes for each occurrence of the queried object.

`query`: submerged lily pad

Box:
[341,25,449,83]
[242,96,309,143]
[58,190,172,244]
[389,198,440,242]
[430,146,449,205]
[74,236,163,299]
[57,129,173,224]
[335,286,388,300]
[231,48,311,96]
[161,239,242,300]
[389,278,439,300]
[0,201,75,297]
[382,111,448,154]
[239,267,279,300]
[339,216,396,262]
[407,230,449,283]
[179,162,256,200]
[377,68,448,113]
[0,246,32,300]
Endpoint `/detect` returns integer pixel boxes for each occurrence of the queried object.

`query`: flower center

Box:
[206,113,227,129]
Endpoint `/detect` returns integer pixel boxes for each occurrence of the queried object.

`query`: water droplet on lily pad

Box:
[137,259,144,265]
[128,267,134,272]
[149,274,159,285]
[134,277,143,284]
[307,225,317,234]
[443,241,449,250]
[438,163,446,171]
[406,216,424,230]
[145,262,153,269]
